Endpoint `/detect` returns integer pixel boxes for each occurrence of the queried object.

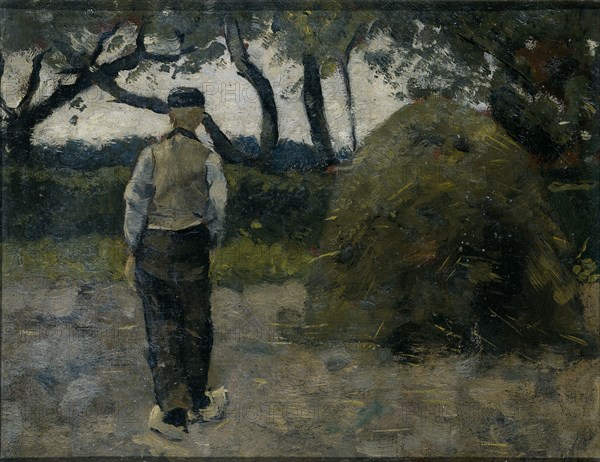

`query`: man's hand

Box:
[125,252,136,290]
[209,249,217,266]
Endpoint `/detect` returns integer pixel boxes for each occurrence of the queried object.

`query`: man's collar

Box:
[167,127,200,141]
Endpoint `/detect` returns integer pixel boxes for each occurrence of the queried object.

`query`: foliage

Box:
[2,140,335,239]
[0,7,224,76]
[573,258,599,284]
[366,11,493,105]
[269,8,376,77]
[2,164,131,240]
[211,237,314,288]
[2,235,129,282]
[0,8,122,54]
[306,97,595,355]
[572,239,600,284]
[223,162,333,246]
[374,8,600,164]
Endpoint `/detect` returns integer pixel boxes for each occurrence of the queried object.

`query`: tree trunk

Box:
[224,15,279,170]
[303,53,336,165]
[3,117,35,166]
[202,113,255,165]
[341,25,368,153]
[340,59,357,153]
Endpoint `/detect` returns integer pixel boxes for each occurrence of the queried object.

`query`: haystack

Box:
[306,97,591,354]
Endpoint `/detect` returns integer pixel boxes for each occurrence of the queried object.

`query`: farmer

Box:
[124,87,227,438]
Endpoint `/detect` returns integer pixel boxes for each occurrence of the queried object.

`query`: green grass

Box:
[2,235,128,282]
[2,235,315,287]
[212,236,315,287]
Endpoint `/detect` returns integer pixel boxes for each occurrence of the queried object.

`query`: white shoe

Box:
[188,387,228,424]
[148,405,188,441]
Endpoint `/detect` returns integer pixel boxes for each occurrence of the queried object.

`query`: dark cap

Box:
[167,87,205,108]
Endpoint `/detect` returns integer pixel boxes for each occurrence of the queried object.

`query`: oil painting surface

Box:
[1,1,599,458]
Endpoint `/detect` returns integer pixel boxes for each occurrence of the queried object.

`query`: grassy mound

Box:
[306,97,593,355]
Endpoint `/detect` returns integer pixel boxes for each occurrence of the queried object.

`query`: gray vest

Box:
[147,133,210,231]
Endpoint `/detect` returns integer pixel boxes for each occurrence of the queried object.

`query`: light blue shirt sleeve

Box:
[204,151,227,247]
[124,147,155,252]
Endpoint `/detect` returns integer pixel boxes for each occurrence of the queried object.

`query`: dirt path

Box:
[1,277,599,458]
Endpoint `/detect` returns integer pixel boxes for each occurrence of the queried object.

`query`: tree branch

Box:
[98,50,143,77]
[24,72,92,124]
[141,49,196,63]
[93,73,169,113]
[457,32,535,95]
[22,24,142,124]
[95,21,150,79]
[344,23,369,67]
[136,21,147,53]
[202,113,256,164]
[17,47,52,113]
[16,19,235,166]
[99,23,197,77]
[224,14,250,73]
[0,98,15,118]
[19,22,135,123]
[0,52,15,117]
[89,21,125,69]
[93,73,254,165]
[22,20,185,127]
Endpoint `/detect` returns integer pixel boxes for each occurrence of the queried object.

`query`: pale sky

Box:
[2,24,491,149]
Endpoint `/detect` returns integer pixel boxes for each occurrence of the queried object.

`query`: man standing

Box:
[124,88,227,438]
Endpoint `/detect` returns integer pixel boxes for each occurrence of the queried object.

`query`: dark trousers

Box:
[134,224,213,413]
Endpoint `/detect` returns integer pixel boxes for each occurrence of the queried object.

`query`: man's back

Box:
[124,129,226,254]
[148,133,210,231]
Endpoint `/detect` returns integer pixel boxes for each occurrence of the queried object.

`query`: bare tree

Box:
[1,19,248,166]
